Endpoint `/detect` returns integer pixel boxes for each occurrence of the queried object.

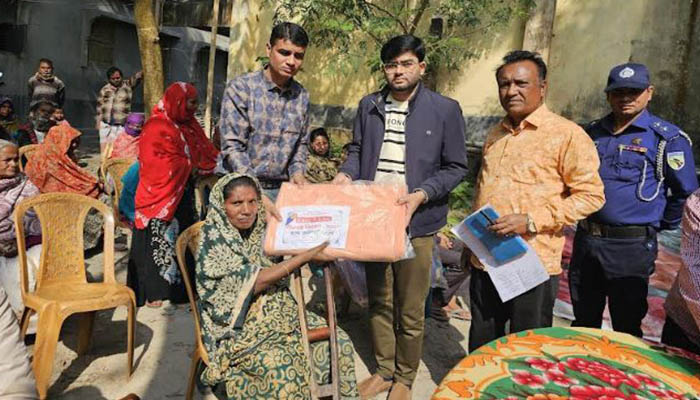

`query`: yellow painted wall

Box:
[224,1,527,111]
[224,0,700,144]
[440,19,527,117]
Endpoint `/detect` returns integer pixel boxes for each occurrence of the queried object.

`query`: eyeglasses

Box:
[383,59,419,72]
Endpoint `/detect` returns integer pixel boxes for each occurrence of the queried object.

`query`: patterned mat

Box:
[433,327,700,399]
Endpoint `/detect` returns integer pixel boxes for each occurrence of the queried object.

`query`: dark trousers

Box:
[468,267,559,352]
[569,228,657,338]
[662,316,700,354]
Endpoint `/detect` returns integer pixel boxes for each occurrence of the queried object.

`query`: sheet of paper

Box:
[274,205,350,250]
[451,204,549,302]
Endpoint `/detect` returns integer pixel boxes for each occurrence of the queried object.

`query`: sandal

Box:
[146,300,162,308]
[445,308,472,321]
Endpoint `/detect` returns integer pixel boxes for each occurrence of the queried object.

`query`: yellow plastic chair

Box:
[194,175,220,221]
[18,144,39,172]
[14,193,136,399]
[101,158,136,230]
[175,221,208,400]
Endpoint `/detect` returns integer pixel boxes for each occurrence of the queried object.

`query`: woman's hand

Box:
[302,241,332,262]
[255,242,330,294]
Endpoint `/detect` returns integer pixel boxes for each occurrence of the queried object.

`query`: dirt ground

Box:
[42,251,474,399]
[32,135,569,399]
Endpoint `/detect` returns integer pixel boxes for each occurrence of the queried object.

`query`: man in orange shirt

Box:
[468,50,605,352]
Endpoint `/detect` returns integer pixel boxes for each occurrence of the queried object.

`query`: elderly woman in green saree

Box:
[196,172,359,399]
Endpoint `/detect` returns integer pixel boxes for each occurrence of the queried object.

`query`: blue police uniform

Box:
[569,63,698,337]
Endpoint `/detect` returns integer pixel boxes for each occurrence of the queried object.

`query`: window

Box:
[88,17,116,66]
[0,24,26,54]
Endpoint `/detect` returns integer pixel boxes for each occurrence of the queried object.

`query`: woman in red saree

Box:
[127,82,218,307]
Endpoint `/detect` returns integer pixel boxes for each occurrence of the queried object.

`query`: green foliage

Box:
[265,0,533,78]
[446,179,474,231]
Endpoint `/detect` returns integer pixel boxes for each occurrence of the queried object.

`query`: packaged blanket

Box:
[263,182,408,262]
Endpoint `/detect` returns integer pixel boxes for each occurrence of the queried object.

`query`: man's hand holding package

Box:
[488,213,528,236]
[290,172,308,185]
[263,194,282,222]
[397,190,427,227]
[332,173,352,185]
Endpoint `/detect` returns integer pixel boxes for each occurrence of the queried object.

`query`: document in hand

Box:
[263,182,408,262]
[451,204,549,302]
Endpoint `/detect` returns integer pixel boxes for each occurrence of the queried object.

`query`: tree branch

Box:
[318,0,384,45]
[409,0,430,35]
[361,0,409,33]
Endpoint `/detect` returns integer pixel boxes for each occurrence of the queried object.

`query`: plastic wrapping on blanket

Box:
[333,259,368,308]
[263,182,408,262]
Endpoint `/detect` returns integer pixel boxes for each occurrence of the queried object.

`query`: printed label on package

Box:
[275,206,350,250]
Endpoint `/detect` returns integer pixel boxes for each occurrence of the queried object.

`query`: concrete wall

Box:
[0,0,231,130]
[546,0,694,127]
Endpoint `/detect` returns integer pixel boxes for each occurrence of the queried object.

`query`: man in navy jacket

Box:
[334,34,468,400]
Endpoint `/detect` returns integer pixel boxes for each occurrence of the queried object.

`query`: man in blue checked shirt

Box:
[570,62,699,338]
[219,22,311,219]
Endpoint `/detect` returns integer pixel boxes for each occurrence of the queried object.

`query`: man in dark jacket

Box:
[334,34,468,400]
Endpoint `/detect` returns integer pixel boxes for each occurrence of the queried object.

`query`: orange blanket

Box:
[264,182,408,262]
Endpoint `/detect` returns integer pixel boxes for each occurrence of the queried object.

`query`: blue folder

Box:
[464,206,528,265]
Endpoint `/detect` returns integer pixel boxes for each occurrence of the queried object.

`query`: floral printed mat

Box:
[432,327,700,399]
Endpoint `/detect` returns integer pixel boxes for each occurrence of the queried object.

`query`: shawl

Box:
[304,153,339,183]
[134,82,218,229]
[124,112,145,137]
[24,125,100,198]
[196,173,272,359]
[0,174,41,242]
[110,132,139,160]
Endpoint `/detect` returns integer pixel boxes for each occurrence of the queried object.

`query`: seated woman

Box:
[24,124,107,250]
[662,189,700,354]
[304,128,339,184]
[0,97,18,141]
[110,112,144,160]
[0,140,42,315]
[196,173,358,399]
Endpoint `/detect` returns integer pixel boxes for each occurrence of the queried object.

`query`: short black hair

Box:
[495,50,547,82]
[106,66,123,79]
[38,58,53,67]
[380,35,425,64]
[269,22,309,48]
[309,127,329,144]
[222,176,261,200]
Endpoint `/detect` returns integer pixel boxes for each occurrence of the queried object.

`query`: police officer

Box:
[569,62,699,337]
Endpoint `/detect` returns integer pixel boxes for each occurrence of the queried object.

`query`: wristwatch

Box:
[526,214,537,234]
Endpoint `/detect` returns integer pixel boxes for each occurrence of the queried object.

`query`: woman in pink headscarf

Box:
[110,112,144,160]
[127,82,218,307]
